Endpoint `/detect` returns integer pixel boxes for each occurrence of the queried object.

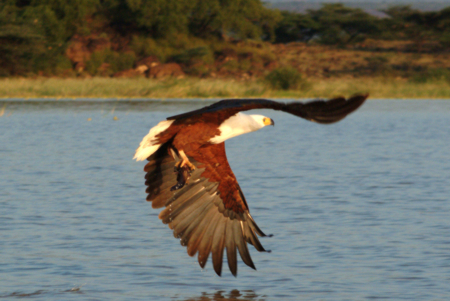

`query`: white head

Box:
[209,112,274,144]
[249,114,275,128]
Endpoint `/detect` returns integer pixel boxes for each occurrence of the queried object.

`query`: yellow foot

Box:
[174,160,183,169]
[184,160,196,171]
[177,150,195,171]
[174,158,195,172]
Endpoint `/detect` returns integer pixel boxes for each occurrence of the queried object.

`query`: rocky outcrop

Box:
[147,63,184,78]
[87,37,111,53]
[135,56,160,73]
[65,35,112,72]
[65,35,91,72]
[265,61,279,71]
[215,48,237,63]
[97,63,111,77]
[62,34,289,79]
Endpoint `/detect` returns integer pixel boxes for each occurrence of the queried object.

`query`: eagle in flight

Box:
[134,95,367,276]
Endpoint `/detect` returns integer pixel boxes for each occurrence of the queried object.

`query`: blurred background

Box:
[0,0,449,98]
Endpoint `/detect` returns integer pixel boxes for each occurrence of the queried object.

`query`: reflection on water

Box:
[0,286,83,299]
[185,290,264,301]
[0,289,262,300]
[0,290,46,298]
[1,98,450,300]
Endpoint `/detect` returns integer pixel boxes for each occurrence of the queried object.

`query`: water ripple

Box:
[1,99,450,300]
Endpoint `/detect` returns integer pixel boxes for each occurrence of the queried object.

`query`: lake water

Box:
[1,98,449,300]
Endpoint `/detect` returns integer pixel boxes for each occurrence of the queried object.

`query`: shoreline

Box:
[1,77,449,99]
[2,97,450,101]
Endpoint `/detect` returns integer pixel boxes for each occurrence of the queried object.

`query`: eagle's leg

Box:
[174,150,196,171]
[171,150,195,191]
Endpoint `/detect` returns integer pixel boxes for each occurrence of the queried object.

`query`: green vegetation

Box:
[85,50,136,76]
[0,0,280,76]
[1,77,449,99]
[0,0,99,76]
[0,0,449,94]
[274,4,381,45]
[265,67,310,91]
[275,4,450,48]
[409,68,450,83]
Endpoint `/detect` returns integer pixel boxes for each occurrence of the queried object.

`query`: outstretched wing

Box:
[167,94,368,124]
[144,142,269,276]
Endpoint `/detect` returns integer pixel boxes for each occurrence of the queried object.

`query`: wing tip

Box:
[350,93,369,102]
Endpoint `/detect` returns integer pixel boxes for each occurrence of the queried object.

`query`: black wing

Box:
[167,94,368,124]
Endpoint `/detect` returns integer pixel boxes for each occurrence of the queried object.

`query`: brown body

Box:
[153,113,250,214]
[138,95,368,276]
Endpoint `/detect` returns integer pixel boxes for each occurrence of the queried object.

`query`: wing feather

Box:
[167,94,367,125]
[159,187,207,225]
[236,221,256,270]
[186,204,217,256]
[243,224,267,252]
[179,201,215,247]
[170,191,212,237]
[143,142,267,276]
[283,95,367,123]
[247,213,268,237]
[211,218,227,276]
[197,213,220,268]
[226,220,239,276]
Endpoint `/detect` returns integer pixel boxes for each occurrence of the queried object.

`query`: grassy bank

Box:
[0,77,449,99]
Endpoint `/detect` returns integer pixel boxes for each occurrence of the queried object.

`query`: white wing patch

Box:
[133,120,174,161]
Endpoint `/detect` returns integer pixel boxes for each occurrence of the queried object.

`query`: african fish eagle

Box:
[134,95,367,276]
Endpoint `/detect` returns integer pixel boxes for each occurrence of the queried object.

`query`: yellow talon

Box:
[178,150,196,171]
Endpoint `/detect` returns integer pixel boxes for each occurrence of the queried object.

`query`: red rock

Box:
[65,35,90,67]
[265,61,279,71]
[87,37,111,53]
[147,63,184,78]
[136,56,160,68]
[97,63,111,76]
[74,62,86,73]
[215,48,238,63]
[66,34,112,72]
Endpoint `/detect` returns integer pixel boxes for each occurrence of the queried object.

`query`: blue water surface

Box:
[0,99,449,300]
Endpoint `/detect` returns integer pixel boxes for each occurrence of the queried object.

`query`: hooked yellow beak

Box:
[263,118,275,126]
